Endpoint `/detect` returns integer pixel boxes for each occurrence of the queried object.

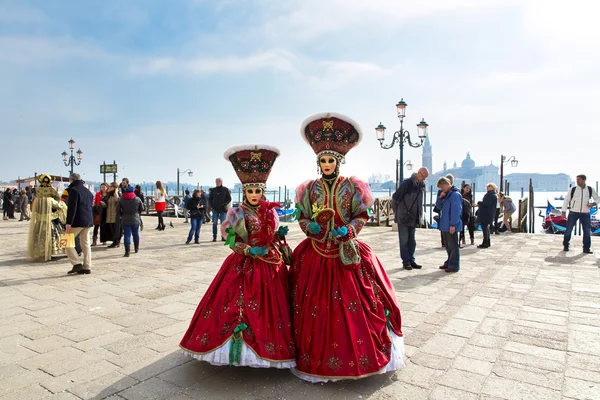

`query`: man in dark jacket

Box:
[209,178,232,242]
[391,167,428,270]
[65,173,94,275]
[477,183,498,249]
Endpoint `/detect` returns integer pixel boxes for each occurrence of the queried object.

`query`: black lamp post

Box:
[499,155,518,193]
[177,168,193,196]
[395,159,413,189]
[376,98,429,188]
[61,138,83,175]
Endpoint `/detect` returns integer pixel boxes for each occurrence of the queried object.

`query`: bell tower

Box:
[422,135,432,175]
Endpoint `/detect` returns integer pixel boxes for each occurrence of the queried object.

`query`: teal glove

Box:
[248,246,267,256]
[332,226,348,238]
[277,226,289,237]
[307,222,322,234]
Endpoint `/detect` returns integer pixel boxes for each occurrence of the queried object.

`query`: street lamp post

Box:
[177,168,193,196]
[61,138,83,175]
[395,159,413,189]
[376,98,429,188]
[499,155,518,193]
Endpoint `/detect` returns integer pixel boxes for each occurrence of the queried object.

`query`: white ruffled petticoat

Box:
[182,341,296,369]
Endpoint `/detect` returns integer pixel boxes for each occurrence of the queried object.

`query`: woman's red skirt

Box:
[155,201,166,212]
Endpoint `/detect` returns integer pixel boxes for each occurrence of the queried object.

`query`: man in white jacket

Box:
[562,174,600,253]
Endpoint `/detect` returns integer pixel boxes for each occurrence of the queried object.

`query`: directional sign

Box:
[100,164,118,174]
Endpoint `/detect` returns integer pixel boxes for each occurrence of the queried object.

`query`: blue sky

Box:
[1,0,598,189]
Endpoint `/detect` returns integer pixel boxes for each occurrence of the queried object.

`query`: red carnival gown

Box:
[180,203,295,368]
[291,176,404,382]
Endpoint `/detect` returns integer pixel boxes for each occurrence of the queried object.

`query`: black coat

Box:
[209,186,231,212]
[66,180,94,228]
[477,190,498,225]
[186,194,208,217]
[2,191,13,211]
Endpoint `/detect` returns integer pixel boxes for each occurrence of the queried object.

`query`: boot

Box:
[124,245,130,257]
[134,243,139,253]
[92,237,98,247]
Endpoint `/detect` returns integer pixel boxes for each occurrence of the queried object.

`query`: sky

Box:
[1,0,599,189]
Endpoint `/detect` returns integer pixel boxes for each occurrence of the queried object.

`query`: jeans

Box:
[563,212,591,249]
[188,216,204,242]
[442,231,460,270]
[123,225,140,247]
[481,223,491,247]
[212,211,227,239]
[398,223,416,265]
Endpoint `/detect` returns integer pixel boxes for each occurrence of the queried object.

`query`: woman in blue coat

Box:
[436,177,463,272]
[477,183,498,248]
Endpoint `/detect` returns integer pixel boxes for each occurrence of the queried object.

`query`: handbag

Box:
[189,208,203,218]
[276,236,293,266]
[59,233,75,249]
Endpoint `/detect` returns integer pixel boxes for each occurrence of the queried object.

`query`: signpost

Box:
[100,161,118,183]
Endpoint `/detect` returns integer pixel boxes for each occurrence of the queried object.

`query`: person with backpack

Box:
[561,174,600,253]
[392,167,429,270]
[498,192,516,233]
[436,177,463,272]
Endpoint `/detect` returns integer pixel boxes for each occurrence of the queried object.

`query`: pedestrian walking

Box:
[134,185,145,231]
[92,183,108,246]
[562,174,600,253]
[460,184,475,246]
[118,185,145,257]
[185,189,207,244]
[65,173,94,275]
[209,178,231,241]
[3,188,14,220]
[154,181,166,231]
[103,182,122,248]
[436,177,462,272]
[498,192,516,233]
[182,189,191,224]
[477,183,498,248]
[18,190,30,221]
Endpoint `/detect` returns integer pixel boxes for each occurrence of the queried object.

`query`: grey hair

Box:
[445,174,454,184]
[70,173,81,181]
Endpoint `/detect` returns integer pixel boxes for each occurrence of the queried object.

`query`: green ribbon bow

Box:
[229,323,248,366]
[385,309,391,330]
[291,204,302,221]
[224,227,236,249]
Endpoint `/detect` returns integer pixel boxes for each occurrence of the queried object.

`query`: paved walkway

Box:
[0,217,599,400]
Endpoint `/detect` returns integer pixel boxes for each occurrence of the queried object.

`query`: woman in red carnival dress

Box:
[291,113,405,382]
[180,144,295,369]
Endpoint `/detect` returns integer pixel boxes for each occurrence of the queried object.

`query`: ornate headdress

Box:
[38,174,53,187]
[300,112,363,162]
[223,144,280,190]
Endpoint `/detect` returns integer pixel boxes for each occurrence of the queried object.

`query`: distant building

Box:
[427,152,499,191]
[504,173,571,192]
[422,135,432,174]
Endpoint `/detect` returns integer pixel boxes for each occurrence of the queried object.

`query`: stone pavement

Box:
[0,217,599,400]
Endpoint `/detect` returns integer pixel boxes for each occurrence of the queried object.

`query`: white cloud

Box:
[0,36,111,65]
[128,48,299,76]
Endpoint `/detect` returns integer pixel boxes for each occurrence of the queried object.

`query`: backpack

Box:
[461,198,471,223]
[569,186,593,209]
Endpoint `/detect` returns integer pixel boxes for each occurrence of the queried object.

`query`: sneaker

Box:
[402,263,413,271]
[459,243,465,249]
[583,248,593,254]
[409,262,422,269]
[563,246,569,252]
